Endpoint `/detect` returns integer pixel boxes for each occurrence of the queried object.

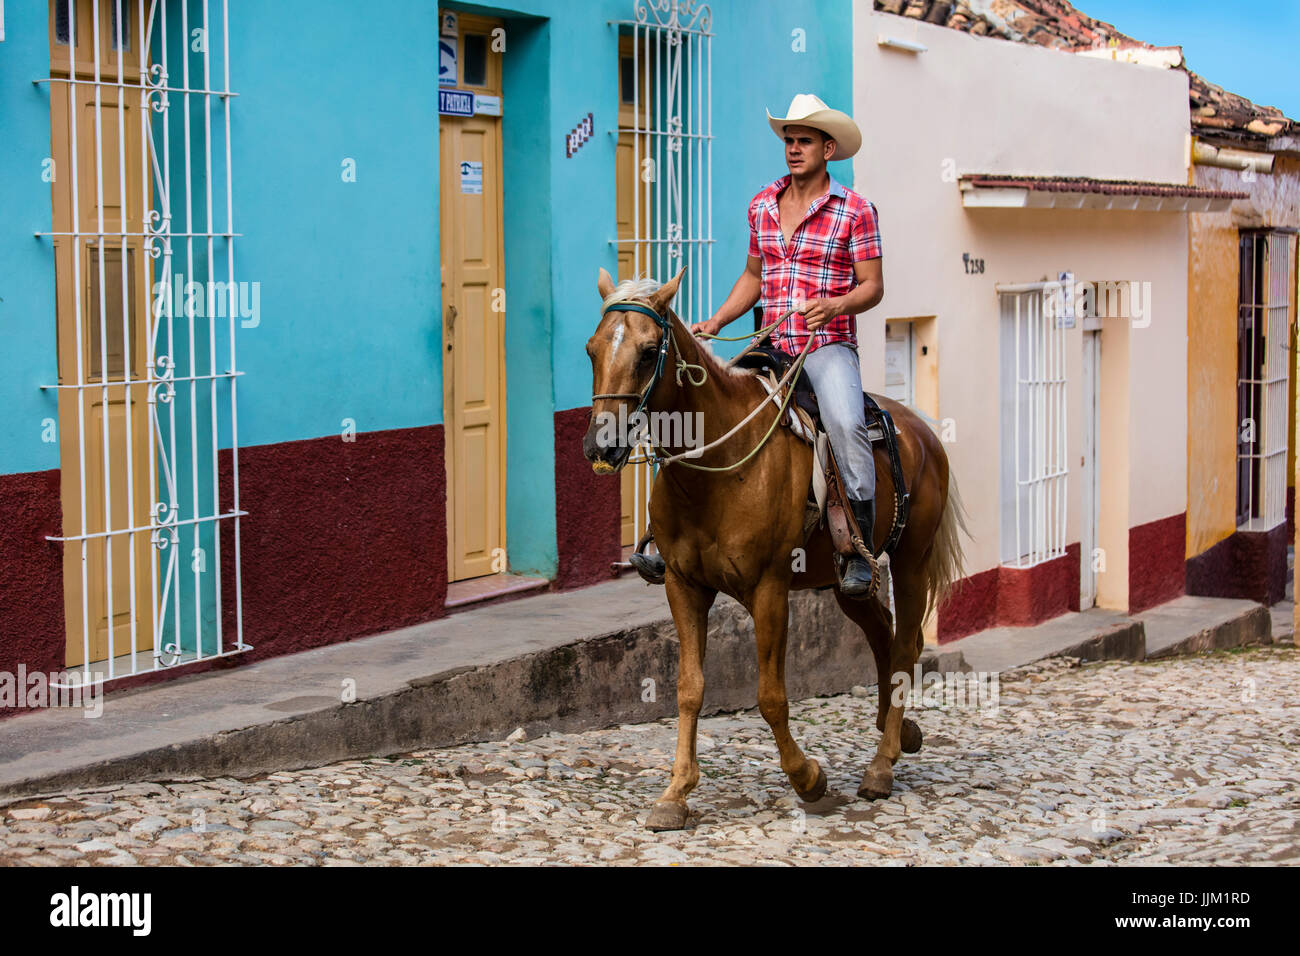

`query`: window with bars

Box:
[999,284,1069,567]
[1236,230,1293,531]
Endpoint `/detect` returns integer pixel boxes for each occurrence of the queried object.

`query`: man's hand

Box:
[797,297,842,331]
[692,316,723,338]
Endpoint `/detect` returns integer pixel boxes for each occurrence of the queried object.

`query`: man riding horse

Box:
[633,93,885,597]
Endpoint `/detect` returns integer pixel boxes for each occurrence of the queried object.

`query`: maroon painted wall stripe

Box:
[1185,522,1287,607]
[218,425,448,661]
[0,469,65,681]
[1127,512,1186,613]
[552,406,621,590]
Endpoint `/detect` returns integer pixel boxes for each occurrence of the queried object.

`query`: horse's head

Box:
[583,266,686,473]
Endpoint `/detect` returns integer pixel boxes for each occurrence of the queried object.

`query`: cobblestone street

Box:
[1,646,1296,866]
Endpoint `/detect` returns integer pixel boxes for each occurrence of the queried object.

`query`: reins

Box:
[594,302,810,473]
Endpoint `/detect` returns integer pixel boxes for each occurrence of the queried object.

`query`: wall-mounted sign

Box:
[439,89,474,117]
[460,161,482,195]
[1055,271,1076,329]
[439,37,457,86]
[440,11,458,37]
[566,113,594,158]
[475,94,502,116]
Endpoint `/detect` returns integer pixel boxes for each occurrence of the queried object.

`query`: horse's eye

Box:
[639,345,658,365]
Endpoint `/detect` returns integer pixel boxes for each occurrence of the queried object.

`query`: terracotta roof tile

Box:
[873,0,1299,145]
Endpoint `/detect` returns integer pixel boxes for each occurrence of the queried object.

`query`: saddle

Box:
[733,346,911,568]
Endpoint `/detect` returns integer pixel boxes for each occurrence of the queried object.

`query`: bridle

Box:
[590,302,677,420]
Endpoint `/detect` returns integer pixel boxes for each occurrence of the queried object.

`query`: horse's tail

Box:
[924,465,971,622]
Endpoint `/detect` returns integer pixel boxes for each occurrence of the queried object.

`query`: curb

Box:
[1145,604,1272,660]
[0,588,875,801]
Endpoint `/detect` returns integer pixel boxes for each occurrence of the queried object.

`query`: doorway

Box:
[49,0,154,667]
[439,11,507,582]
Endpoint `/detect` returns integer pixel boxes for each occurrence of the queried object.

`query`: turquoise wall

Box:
[1,0,854,581]
[228,1,442,449]
[0,1,60,477]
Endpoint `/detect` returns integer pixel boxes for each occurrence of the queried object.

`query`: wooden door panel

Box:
[616,41,653,548]
[439,21,506,581]
[51,8,155,665]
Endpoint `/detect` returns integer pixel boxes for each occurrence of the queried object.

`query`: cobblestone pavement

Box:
[1,645,1296,866]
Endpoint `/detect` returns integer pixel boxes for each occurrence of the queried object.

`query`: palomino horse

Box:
[583,267,966,831]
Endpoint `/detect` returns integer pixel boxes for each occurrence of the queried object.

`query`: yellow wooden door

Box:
[439,12,507,581]
[48,0,154,666]
[617,36,653,547]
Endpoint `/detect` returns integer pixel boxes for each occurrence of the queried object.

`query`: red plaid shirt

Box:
[747,174,882,356]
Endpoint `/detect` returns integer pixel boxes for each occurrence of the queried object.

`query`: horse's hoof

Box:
[794,760,828,803]
[857,765,893,800]
[900,718,923,754]
[645,801,689,831]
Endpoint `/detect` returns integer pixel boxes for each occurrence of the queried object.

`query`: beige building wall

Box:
[852,10,1191,589]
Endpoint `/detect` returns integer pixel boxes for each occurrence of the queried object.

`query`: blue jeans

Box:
[802,342,876,502]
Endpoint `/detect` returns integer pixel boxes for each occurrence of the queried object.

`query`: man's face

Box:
[783,124,836,175]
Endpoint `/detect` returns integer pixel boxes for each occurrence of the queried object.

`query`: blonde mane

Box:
[601,275,750,379]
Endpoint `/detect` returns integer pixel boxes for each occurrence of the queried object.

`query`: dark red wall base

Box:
[218,425,448,662]
[938,544,1080,643]
[1128,512,1187,613]
[552,407,621,590]
[1186,522,1288,607]
[1287,485,1294,544]
[0,470,66,684]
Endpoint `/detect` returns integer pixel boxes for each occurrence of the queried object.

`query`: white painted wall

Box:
[853,9,1190,589]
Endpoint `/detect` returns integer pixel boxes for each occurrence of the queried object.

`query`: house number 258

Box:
[963,253,984,274]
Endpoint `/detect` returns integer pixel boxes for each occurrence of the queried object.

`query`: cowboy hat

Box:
[766,93,862,160]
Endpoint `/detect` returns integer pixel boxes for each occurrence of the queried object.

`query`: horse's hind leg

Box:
[752,579,827,803]
[834,589,923,756]
[646,572,715,831]
[859,563,928,799]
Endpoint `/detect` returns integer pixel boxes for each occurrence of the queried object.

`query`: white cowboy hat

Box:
[766,93,862,160]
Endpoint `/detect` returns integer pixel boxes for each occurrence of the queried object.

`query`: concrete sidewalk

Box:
[0,578,1285,801]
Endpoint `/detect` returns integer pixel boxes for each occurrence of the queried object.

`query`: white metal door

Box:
[1080,328,1100,609]
[41,0,247,685]
[611,0,713,555]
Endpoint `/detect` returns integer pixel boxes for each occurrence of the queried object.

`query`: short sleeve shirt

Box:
[747,174,882,356]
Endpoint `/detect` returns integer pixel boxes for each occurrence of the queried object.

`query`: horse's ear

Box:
[597,267,616,300]
[649,267,687,314]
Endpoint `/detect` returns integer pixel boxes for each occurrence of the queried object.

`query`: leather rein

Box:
[591,301,810,472]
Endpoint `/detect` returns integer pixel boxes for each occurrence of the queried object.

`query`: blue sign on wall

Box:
[439,89,474,117]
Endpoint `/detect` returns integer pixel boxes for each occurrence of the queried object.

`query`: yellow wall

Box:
[1185,206,1240,557]
[1186,154,1300,559]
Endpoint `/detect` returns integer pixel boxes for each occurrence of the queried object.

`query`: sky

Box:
[1079,0,1300,120]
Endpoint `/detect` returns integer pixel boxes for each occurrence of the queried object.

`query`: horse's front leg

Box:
[752,577,828,803]
[645,570,716,831]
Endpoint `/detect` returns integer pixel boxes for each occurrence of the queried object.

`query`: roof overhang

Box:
[960,175,1246,212]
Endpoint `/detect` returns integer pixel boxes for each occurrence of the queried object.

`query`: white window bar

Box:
[37,0,248,688]
[1237,231,1293,531]
[609,0,713,550]
[998,283,1068,567]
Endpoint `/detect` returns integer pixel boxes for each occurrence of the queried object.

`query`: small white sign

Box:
[439,36,457,86]
[440,11,458,37]
[1055,270,1076,329]
[474,94,502,116]
[460,160,482,194]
